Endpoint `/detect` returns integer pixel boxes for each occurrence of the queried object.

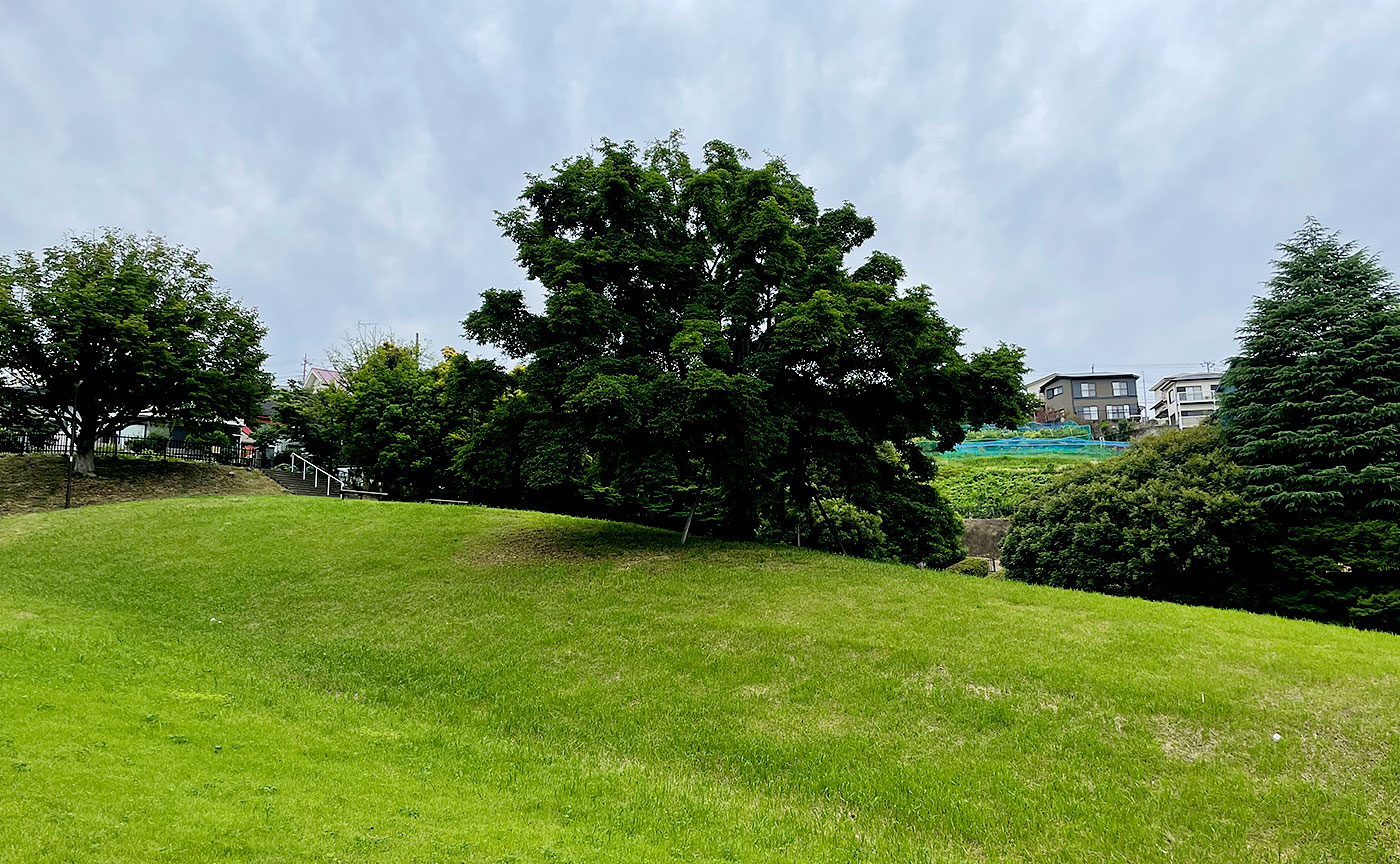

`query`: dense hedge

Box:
[1001,427,1268,608]
[1001,426,1400,630]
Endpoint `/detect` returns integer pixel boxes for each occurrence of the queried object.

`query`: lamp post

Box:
[64,434,74,509]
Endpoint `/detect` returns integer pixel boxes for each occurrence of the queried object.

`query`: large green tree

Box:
[1219,219,1400,521]
[461,135,1033,563]
[0,231,270,476]
[1218,220,1400,628]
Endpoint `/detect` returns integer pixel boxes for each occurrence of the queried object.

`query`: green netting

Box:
[916,422,1129,460]
[941,436,1129,459]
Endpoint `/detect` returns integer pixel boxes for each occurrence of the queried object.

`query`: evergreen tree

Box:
[1219,219,1400,521]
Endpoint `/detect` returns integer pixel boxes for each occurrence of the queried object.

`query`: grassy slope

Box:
[0,453,282,516]
[2,497,1398,863]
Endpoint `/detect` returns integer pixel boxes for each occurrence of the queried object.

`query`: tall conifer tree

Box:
[1220,219,1400,521]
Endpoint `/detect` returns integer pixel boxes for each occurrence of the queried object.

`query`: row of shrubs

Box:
[126,430,238,455]
[996,426,1400,632]
[960,424,1093,442]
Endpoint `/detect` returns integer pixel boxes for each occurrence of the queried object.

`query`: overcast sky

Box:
[3,1,1398,386]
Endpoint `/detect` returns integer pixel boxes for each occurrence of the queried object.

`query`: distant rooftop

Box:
[1150,371,1225,391]
[306,367,343,387]
[1026,371,1140,389]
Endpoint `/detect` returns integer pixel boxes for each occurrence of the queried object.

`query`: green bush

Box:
[946,557,991,577]
[184,430,235,451]
[805,498,890,560]
[1001,427,1270,609]
[1000,426,1400,631]
[1352,590,1400,631]
[125,433,169,455]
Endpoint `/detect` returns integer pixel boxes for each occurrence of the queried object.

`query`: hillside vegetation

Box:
[932,454,1105,518]
[0,453,281,516]
[3,496,1399,862]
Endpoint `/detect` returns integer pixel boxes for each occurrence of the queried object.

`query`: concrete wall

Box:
[963,517,1011,568]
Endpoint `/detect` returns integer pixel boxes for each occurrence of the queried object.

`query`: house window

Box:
[1179,386,1205,402]
[1107,404,1132,420]
[1079,405,1099,421]
[1112,381,1130,397]
[1078,382,1097,398]
[1046,385,1063,399]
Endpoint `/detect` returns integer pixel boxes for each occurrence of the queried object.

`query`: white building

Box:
[1150,372,1223,428]
[302,367,344,392]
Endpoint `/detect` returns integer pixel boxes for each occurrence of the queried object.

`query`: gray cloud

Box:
[3,0,1397,384]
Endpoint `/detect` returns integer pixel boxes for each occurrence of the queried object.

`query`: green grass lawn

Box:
[0,453,281,516]
[3,496,1398,862]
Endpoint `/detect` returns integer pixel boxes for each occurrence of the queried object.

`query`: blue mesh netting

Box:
[945,436,1129,458]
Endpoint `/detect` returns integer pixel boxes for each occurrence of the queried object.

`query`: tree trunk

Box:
[73,423,100,477]
[73,446,97,478]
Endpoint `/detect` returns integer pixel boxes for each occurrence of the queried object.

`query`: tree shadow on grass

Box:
[466,517,726,567]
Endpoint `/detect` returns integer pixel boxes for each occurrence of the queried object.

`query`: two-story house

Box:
[1149,372,1222,428]
[1025,372,1142,424]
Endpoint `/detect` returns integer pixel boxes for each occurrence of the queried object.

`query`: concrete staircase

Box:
[263,468,339,497]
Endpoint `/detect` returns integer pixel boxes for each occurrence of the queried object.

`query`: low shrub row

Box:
[1000,426,1400,632]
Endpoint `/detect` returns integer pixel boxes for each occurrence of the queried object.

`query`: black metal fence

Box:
[0,431,263,468]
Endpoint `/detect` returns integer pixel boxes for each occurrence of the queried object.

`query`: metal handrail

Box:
[290,451,344,497]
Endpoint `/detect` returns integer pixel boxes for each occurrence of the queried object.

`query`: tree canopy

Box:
[1219,219,1400,521]
[267,341,511,501]
[0,231,269,475]
[460,135,1033,563]
[1004,220,1400,632]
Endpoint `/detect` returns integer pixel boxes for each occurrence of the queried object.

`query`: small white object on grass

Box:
[210,617,222,625]
[1271,732,1282,742]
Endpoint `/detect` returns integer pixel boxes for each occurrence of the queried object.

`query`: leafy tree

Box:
[271,381,347,467]
[331,343,510,500]
[1219,219,1400,521]
[802,497,891,560]
[1001,426,1271,608]
[437,348,512,436]
[334,342,443,500]
[462,135,1032,562]
[0,231,269,476]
